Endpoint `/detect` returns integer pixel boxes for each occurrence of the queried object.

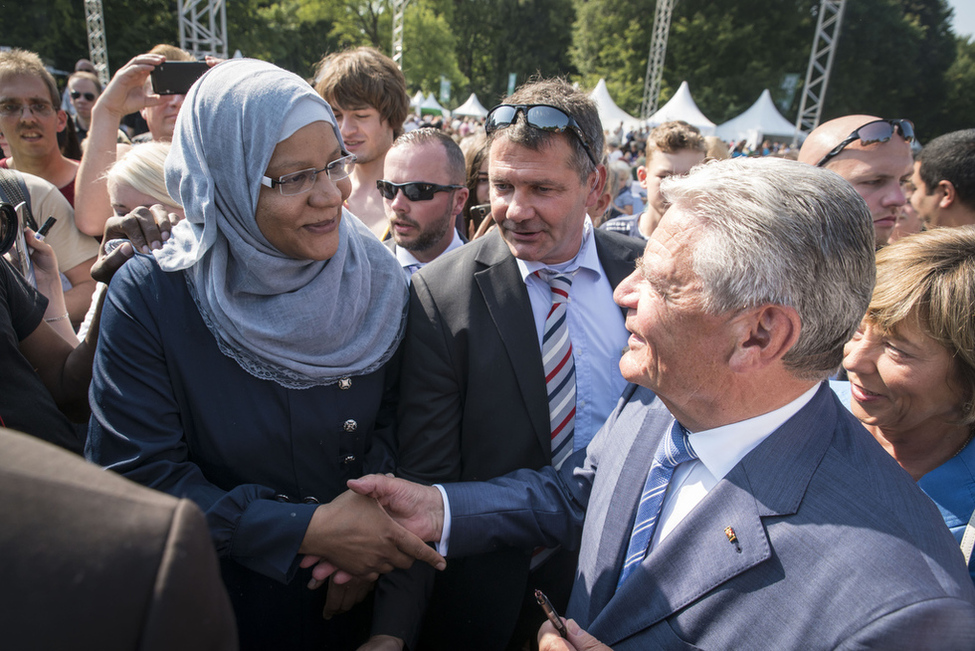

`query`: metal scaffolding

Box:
[793,0,847,142]
[178,0,229,59]
[83,0,110,85]
[640,0,676,119]
[392,0,409,69]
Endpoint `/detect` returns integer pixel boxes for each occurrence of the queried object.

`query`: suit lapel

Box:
[474,234,551,455]
[594,229,641,290]
[587,383,837,646]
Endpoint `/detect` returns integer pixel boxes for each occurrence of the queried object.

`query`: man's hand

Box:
[538,619,613,651]
[299,489,445,582]
[346,474,445,543]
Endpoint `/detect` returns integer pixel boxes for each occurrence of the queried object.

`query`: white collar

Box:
[687,383,820,481]
[516,217,601,281]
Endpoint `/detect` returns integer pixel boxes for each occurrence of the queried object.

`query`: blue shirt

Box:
[517,218,630,449]
[831,380,975,584]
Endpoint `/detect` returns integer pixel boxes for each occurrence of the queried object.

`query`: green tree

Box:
[823,0,956,140]
[942,35,975,135]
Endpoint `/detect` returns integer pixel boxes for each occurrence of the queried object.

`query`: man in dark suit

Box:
[353,157,975,649]
[381,79,643,649]
[380,128,469,277]
[0,427,238,650]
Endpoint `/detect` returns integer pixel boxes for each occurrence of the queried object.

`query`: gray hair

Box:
[662,157,876,380]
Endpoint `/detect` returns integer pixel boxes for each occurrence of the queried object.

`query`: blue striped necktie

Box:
[537,270,576,470]
[616,420,697,589]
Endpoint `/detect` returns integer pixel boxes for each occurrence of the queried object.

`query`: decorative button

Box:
[342,454,356,465]
[343,419,357,432]
[338,377,352,390]
[302,496,320,505]
[274,493,292,503]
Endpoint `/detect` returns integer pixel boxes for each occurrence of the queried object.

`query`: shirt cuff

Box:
[434,484,451,556]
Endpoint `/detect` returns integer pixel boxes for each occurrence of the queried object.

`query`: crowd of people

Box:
[2,41,975,651]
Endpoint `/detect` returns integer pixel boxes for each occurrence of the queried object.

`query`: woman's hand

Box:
[321,575,373,619]
[357,635,405,651]
[25,227,61,299]
[91,205,177,284]
[93,54,167,120]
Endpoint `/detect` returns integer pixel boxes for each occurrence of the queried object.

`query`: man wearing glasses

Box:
[378,128,469,277]
[0,49,98,326]
[798,115,915,249]
[382,78,643,650]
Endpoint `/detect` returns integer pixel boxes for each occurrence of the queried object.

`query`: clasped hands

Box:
[300,475,446,586]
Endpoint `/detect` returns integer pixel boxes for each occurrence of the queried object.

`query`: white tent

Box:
[715,89,798,146]
[452,93,489,118]
[589,78,642,132]
[410,90,426,108]
[647,81,715,136]
[420,93,449,116]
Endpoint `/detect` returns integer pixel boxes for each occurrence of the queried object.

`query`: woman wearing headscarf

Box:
[86,60,441,649]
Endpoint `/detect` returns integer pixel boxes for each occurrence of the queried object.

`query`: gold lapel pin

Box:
[725,526,742,553]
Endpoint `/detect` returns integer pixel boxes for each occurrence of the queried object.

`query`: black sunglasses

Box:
[485,104,599,168]
[816,119,915,167]
[376,180,465,202]
[70,90,96,102]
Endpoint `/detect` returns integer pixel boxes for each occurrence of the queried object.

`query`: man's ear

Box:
[728,304,801,373]
[636,165,648,188]
[56,109,67,134]
[586,166,607,208]
[938,180,957,209]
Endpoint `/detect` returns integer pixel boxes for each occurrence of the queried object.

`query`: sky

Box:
[947,0,975,39]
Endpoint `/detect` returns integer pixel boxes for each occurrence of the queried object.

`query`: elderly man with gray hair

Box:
[349,157,975,650]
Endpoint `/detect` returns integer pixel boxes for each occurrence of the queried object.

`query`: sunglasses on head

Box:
[376,180,464,202]
[485,104,599,167]
[70,90,96,102]
[816,119,915,167]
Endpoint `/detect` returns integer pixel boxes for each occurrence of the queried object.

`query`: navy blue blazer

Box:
[445,382,975,649]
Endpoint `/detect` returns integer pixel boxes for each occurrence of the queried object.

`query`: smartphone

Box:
[150,61,209,95]
[534,588,569,639]
[469,203,491,229]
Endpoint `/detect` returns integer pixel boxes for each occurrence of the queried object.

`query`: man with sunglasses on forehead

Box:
[379,128,469,277]
[383,78,643,650]
[799,115,915,249]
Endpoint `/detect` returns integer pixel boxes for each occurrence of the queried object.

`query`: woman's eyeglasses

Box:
[376,180,465,201]
[485,104,599,167]
[816,119,915,167]
[70,91,97,102]
[261,153,356,196]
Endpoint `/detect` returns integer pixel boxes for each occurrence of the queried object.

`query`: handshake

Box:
[298,474,446,587]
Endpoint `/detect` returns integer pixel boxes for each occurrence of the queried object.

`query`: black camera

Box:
[0,202,35,285]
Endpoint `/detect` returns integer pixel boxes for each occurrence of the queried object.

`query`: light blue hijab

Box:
[156,58,406,388]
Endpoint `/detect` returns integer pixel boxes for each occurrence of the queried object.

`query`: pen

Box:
[35,216,56,240]
[534,588,569,639]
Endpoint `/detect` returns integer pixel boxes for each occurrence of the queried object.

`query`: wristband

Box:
[44,313,70,323]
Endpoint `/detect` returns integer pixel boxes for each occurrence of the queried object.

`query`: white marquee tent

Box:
[647,81,715,135]
[589,78,642,132]
[715,89,798,146]
[452,93,489,118]
[420,93,448,116]
[410,90,426,108]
